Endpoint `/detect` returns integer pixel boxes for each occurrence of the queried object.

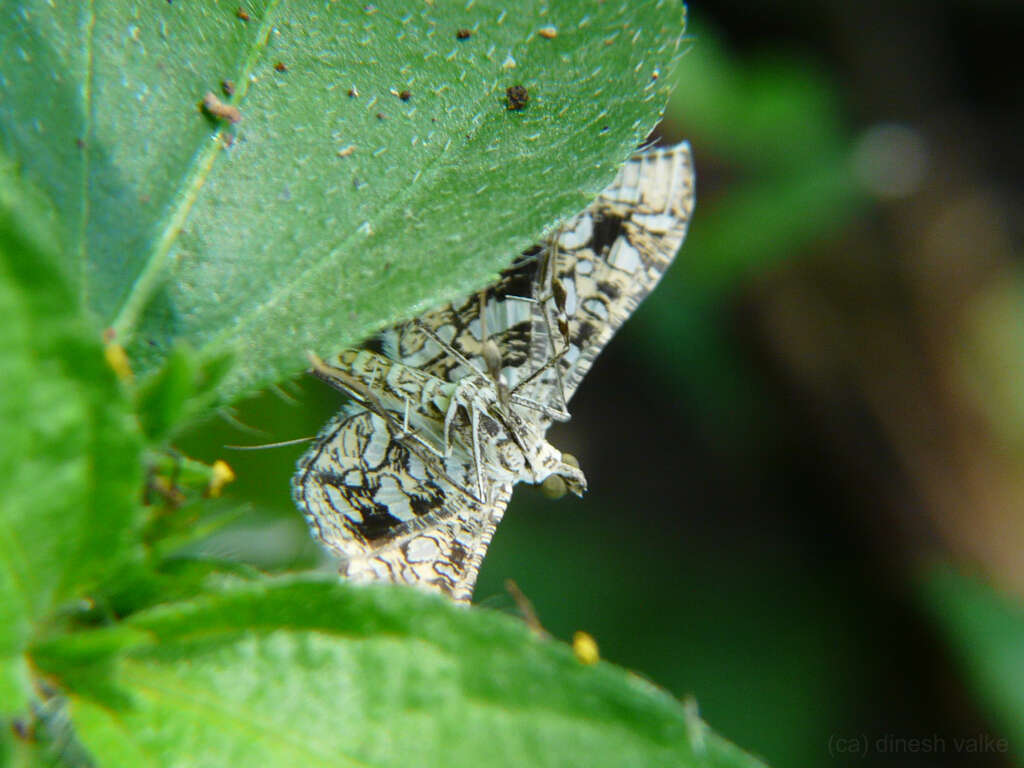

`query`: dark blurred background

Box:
[177,4,1024,766]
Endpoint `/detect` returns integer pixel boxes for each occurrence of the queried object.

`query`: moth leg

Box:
[308,351,451,461]
[508,346,572,422]
[508,392,571,422]
[412,319,489,382]
[538,250,573,415]
[442,384,463,457]
[401,396,411,434]
[508,244,572,417]
[471,401,485,501]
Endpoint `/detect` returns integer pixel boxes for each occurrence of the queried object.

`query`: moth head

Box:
[539,451,587,499]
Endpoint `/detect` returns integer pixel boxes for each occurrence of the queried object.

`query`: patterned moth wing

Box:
[293,349,515,601]
[294,142,694,602]
[294,408,512,602]
[379,143,695,415]
[377,254,547,393]
[293,348,582,601]
[520,142,696,413]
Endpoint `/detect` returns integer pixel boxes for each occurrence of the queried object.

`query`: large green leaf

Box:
[0,160,143,716]
[34,577,768,768]
[1,1,686,403]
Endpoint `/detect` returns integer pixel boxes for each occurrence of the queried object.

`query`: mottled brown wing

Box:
[377,254,549,393]
[527,142,696,408]
[293,408,512,602]
[378,143,695,414]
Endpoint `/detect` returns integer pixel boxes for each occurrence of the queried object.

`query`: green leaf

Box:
[37,578,768,768]
[920,567,1024,754]
[2,1,687,405]
[135,344,232,443]
[0,158,144,716]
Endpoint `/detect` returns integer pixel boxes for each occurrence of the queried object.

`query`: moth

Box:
[294,142,695,602]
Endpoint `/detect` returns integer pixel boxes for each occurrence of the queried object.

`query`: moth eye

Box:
[541,474,568,499]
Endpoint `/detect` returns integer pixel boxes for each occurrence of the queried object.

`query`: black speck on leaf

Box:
[506,84,529,111]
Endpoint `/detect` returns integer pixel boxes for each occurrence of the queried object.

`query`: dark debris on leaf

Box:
[201,92,241,124]
[506,85,529,111]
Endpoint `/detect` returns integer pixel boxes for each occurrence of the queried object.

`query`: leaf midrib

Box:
[107,1,281,345]
[78,1,96,312]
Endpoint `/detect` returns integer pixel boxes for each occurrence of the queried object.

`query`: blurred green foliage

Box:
[640,22,870,442]
[922,568,1024,755]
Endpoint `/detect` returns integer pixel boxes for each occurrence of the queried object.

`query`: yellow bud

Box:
[572,630,599,665]
[208,459,236,497]
[104,343,133,382]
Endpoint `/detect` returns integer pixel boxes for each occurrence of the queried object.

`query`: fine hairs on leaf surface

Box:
[0,3,775,767]
[30,577,770,768]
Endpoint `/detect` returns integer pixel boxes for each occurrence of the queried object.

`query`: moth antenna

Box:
[218,407,266,436]
[224,436,314,451]
[269,383,301,405]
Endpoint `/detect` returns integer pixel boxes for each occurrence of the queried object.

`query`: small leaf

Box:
[0,159,144,716]
[136,344,201,442]
[37,578,769,768]
[921,567,1024,752]
[135,344,232,443]
[1,1,687,405]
